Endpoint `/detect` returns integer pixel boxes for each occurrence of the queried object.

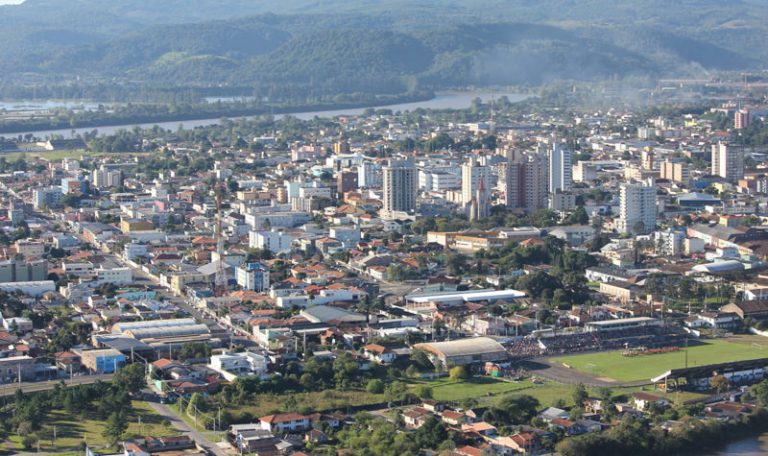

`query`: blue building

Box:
[236,262,270,292]
[79,348,126,373]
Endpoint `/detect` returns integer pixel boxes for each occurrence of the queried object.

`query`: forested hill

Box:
[0,0,765,98]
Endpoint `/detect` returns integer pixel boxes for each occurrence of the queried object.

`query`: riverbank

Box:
[0,91,435,136]
[0,91,530,139]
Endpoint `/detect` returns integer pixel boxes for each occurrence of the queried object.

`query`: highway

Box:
[0,373,114,397]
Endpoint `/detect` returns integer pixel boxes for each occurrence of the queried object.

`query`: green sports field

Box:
[551,336,768,382]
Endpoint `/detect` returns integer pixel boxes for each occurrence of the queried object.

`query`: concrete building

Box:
[660,160,690,184]
[461,157,493,206]
[15,239,44,258]
[32,186,63,210]
[712,142,744,183]
[77,348,126,373]
[735,109,752,130]
[502,152,549,212]
[358,161,382,188]
[236,262,270,292]
[616,178,656,234]
[336,171,358,199]
[382,159,416,214]
[548,142,572,193]
[249,229,297,253]
[0,259,48,283]
[96,267,133,286]
[573,161,598,183]
[209,351,268,381]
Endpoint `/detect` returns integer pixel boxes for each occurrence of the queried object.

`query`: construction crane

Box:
[214,181,228,297]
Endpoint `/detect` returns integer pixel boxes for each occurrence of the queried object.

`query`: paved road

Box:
[145,400,229,456]
[0,374,114,397]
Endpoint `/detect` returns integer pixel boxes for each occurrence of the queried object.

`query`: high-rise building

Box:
[461,157,493,205]
[548,143,572,193]
[336,171,358,199]
[735,109,752,130]
[382,159,416,214]
[712,142,744,183]
[616,178,657,235]
[499,152,548,212]
[499,161,521,209]
[522,152,549,212]
[660,160,690,184]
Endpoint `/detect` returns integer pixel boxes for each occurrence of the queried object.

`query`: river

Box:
[713,433,768,455]
[4,92,528,139]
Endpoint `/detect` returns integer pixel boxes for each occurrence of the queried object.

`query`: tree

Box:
[449,365,470,381]
[752,379,768,406]
[367,379,385,394]
[102,411,128,445]
[112,363,145,394]
[710,375,730,393]
[572,383,589,407]
[187,392,204,417]
[414,385,433,399]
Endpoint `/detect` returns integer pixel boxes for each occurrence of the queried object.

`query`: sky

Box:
[0,0,25,4]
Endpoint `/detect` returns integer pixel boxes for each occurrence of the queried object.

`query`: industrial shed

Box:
[414,337,508,366]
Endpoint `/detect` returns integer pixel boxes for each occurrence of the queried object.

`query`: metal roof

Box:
[414,337,506,358]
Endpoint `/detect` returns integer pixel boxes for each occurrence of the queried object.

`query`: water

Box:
[0,100,105,112]
[713,433,768,455]
[1,92,528,139]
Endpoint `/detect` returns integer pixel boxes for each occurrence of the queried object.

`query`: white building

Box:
[32,186,63,210]
[712,142,744,183]
[461,157,492,205]
[96,267,133,286]
[616,178,657,235]
[548,142,572,193]
[249,229,297,253]
[208,351,268,381]
[654,229,685,257]
[382,159,416,214]
[236,263,270,292]
[329,225,361,244]
[358,161,382,188]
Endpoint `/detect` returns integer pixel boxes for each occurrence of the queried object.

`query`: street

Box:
[145,400,230,456]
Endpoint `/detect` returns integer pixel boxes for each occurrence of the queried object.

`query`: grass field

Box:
[225,389,386,419]
[551,336,768,382]
[2,401,176,454]
[1,149,149,161]
[403,376,708,410]
[407,377,534,402]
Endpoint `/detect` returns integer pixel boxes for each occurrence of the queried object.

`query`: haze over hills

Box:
[0,0,766,99]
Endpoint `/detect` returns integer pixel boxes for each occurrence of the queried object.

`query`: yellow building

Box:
[120,218,154,232]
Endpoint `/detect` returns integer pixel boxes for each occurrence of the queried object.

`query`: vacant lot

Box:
[407,376,533,402]
[551,337,768,382]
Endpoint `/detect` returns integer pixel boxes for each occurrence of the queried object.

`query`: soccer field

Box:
[550,337,768,382]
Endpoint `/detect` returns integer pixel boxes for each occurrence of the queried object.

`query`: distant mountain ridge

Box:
[0,0,764,97]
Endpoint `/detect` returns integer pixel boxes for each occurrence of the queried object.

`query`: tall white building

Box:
[461,157,493,205]
[616,178,657,235]
[382,159,416,214]
[548,143,572,193]
[358,161,382,188]
[711,142,744,183]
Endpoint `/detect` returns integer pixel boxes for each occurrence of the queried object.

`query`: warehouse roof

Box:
[414,337,506,358]
[406,289,525,304]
